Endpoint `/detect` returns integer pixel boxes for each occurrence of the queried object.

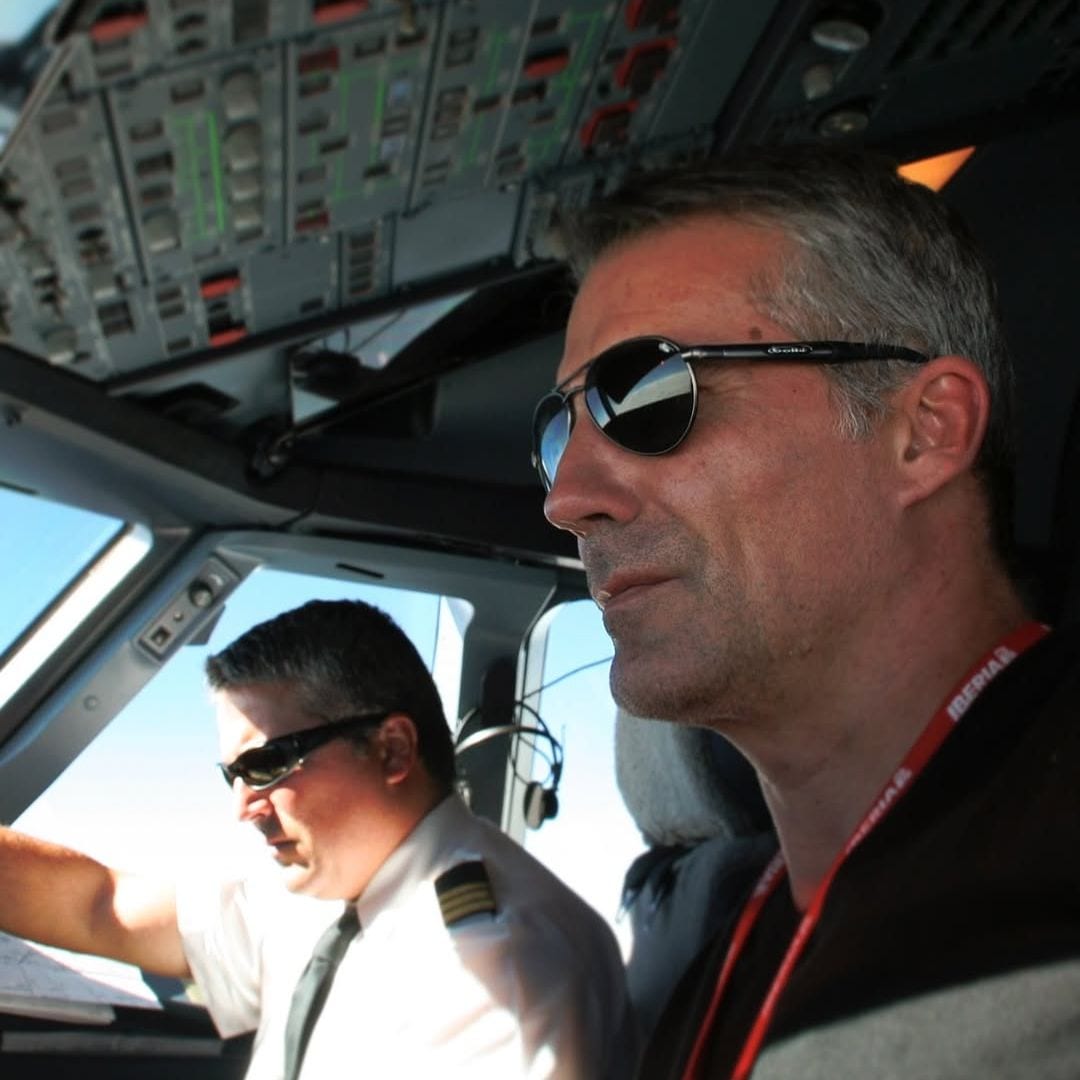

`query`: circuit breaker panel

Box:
[2,0,1077,392]
[0,0,780,383]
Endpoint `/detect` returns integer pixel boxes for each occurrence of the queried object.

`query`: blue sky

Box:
[0,5,53,145]
[0,3,53,41]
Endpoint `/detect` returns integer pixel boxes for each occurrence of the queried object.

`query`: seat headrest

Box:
[614,709,769,847]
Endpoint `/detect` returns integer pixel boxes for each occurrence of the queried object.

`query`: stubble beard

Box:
[588,530,768,728]
[607,620,757,728]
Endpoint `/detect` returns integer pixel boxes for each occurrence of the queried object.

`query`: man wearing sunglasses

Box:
[0,599,635,1078]
[535,146,1080,1079]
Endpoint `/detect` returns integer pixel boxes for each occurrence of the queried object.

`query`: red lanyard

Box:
[681,620,1050,1080]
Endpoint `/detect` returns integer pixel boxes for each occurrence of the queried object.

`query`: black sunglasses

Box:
[531,336,929,491]
[218,712,390,791]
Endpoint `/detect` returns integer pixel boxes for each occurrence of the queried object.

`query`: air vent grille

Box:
[888,0,1080,71]
[1032,35,1080,95]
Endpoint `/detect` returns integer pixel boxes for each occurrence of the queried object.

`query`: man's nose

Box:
[543,405,642,537]
[232,777,272,823]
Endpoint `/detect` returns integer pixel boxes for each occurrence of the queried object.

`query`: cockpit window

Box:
[522,600,644,956]
[6,565,467,1012]
[0,2,56,149]
[13,567,467,876]
[0,2,53,42]
[0,486,126,661]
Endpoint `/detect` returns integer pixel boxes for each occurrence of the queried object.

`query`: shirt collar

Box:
[353,793,472,929]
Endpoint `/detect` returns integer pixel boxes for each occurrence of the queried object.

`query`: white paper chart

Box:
[0,931,162,1023]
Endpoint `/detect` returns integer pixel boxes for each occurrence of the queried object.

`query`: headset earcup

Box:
[543,786,558,823]
[523,781,546,829]
[524,780,557,829]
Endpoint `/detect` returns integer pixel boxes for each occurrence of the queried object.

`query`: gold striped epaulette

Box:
[434,860,497,927]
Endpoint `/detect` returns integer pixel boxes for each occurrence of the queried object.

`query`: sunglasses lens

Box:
[531,340,697,490]
[533,393,571,489]
[225,744,295,790]
[586,342,695,455]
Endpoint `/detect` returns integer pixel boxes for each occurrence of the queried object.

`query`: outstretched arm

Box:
[0,826,190,978]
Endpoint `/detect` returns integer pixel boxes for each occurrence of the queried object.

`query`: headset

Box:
[454,709,564,830]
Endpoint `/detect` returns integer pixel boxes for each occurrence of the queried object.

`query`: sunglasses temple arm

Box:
[685,343,924,363]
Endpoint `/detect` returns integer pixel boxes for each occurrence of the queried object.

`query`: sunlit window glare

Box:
[0,526,151,711]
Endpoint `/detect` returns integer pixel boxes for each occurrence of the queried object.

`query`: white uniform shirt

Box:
[177,795,636,1079]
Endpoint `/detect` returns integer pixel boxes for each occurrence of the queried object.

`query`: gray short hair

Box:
[555,146,1015,558]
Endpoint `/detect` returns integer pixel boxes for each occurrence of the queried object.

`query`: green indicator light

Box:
[465,110,492,169]
[314,67,380,201]
[482,30,506,95]
[173,114,208,239]
[551,11,605,135]
[206,111,227,236]
[368,75,387,169]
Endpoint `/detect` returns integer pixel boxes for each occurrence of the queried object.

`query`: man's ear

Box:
[891,355,990,508]
[377,713,419,785]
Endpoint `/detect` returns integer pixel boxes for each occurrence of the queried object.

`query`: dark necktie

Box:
[283,904,361,1080]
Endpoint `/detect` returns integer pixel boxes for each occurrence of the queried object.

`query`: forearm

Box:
[0,827,112,948]
[0,826,190,977]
